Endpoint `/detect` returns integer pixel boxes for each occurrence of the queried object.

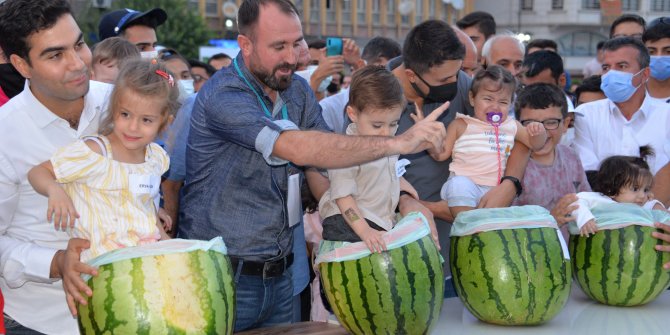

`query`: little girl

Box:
[318,66,426,253]
[572,147,666,236]
[415,65,547,218]
[28,59,180,261]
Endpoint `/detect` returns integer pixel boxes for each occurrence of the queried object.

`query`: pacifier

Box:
[486,111,503,126]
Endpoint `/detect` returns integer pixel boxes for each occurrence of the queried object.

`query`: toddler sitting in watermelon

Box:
[571,147,667,236]
[318,66,439,253]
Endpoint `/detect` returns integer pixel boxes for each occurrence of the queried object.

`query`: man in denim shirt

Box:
[178,0,447,331]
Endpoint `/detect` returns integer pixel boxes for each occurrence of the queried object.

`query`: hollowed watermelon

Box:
[77,240,235,334]
[569,225,670,306]
[450,227,571,325]
[319,235,444,335]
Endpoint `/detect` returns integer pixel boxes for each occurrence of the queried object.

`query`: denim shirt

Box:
[178,54,330,262]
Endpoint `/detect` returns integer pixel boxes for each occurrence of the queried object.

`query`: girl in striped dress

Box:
[28,59,180,261]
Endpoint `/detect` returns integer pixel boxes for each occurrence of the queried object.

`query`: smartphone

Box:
[326,37,343,56]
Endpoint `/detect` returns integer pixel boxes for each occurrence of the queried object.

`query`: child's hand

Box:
[580,219,598,237]
[157,207,173,233]
[525,121,546,137]
[359,227,387,253]
[46,185,79,231]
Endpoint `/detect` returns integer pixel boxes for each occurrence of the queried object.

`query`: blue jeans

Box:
[233,266,294,332]
[3,314,45,335]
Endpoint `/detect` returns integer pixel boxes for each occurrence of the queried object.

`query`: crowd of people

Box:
[0,0,669,333]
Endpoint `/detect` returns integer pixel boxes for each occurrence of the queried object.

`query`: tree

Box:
[76,0,213,60]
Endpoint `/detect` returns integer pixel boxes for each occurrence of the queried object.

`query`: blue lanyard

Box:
[233,58,288,120]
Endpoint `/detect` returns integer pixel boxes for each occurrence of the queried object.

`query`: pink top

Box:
[514,144,592,210]
[450,113,517,186]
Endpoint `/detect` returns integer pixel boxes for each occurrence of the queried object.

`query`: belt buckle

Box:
[263,258,284,278]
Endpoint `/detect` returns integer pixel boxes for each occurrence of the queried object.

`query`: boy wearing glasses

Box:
[513,83,591,217]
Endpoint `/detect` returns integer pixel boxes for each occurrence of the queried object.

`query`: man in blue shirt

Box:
[177,0,447,331]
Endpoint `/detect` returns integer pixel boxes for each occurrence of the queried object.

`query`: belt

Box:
[230,253,294,278]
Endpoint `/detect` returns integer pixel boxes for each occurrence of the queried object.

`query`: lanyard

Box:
[233,58,288,120]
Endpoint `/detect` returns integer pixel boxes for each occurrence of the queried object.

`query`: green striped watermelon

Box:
[77,249,235,335]
[450,227,571,325]
[569,225,670,306]
[319,235,444,335]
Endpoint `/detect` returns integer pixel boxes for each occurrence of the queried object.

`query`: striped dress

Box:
[51,135,169,262]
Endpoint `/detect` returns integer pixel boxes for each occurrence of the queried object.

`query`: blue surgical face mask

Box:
[179,79,195,97]
[650,56,670,81]
[600,69,645,103]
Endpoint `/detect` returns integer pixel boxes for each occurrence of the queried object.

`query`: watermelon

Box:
[569,225,670,306]
[450,227,571,325]
[77,249,235,335]
[319,235,444,335]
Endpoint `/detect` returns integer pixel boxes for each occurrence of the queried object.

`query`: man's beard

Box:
[251,62,296,91]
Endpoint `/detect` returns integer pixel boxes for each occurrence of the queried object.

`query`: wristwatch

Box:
[500,176,523,197]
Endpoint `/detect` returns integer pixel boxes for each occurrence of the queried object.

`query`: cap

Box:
[98,8,167,41]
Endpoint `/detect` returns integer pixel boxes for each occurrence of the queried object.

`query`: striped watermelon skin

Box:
[77,250,235,335]
[569,225,670,306]
[450,227,571,325]
[319,236,444,335]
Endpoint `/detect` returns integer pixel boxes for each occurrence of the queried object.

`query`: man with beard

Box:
[177,0,448,331]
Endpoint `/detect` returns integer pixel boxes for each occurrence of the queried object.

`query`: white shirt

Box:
[573,97,670,174]
[319,89,349,134]
[0,80,111,334]
[559,93,577,146]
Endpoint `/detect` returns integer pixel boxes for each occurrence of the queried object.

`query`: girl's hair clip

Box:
[155,69,175,87]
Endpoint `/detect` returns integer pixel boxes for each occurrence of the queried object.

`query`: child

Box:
[28,59,179,261]
[416,65,547,218]
[513,83,591,215]
[318,66,426,253]
[572,147,667,236]
[91,37,140,84]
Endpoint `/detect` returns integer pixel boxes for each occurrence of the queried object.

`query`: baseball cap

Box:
[98,8,167,41]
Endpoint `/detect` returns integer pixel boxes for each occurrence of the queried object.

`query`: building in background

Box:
[474,0,670,76]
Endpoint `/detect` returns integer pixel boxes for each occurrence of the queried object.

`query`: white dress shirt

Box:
[0,80,112,334]
[319,88,349,134]
[573,97,670,174]
[559,93,577,146]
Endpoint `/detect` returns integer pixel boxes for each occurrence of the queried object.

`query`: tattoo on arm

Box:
[344,208,361,222]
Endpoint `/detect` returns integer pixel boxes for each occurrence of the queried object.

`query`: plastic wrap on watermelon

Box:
[77,237,235,335]
[567,202,670,235]
[450,206,571,325]
[568,204,670,306]
[317,212,444,335]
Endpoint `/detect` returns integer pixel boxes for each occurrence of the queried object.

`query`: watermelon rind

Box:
[569,225,670,306]
[319,235,444,335]
[77,250,235,335]
[450,227,571,325]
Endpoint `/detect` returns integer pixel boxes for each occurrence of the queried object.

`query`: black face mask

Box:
[411,72,458,104]
[0,63,25,99]
[326,82,340,94]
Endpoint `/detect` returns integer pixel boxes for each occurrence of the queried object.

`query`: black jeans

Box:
[3,314,46,335]
[322,214,386,242]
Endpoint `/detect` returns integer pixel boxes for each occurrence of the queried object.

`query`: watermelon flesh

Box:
[77,250,235,335]
[450,227,571,325]
[570,225,670,306]
[319,235,444,335]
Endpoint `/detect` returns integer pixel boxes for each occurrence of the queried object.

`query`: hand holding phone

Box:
[326,37,343,56]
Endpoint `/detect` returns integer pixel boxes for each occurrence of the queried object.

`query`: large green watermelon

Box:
[569,225,670,306]
[77,249,235,334]
[319,235,444,335]
[450,227,571,325]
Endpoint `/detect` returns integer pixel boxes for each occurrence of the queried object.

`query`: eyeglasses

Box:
[193,74,209,83]
[520,118,563,130]
[648,17,670,30]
